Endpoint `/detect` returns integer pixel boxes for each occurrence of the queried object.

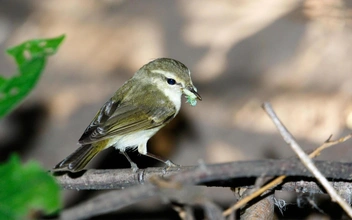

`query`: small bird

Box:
[53,58,201,172]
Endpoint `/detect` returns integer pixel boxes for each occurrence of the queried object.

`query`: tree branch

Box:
[54,160,352,190]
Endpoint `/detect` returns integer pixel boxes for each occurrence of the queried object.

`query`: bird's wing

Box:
[78,98,176,145]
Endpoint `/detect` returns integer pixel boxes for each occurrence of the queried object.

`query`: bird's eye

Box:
[167,78,176,85]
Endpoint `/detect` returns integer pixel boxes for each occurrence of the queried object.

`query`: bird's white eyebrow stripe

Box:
[151,69,175,78]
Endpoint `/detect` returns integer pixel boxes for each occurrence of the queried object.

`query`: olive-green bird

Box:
[53,58,201,172]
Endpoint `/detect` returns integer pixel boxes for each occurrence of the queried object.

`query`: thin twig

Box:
[262,102,352,218]
[310,133,352,158]
[223,133,352,216]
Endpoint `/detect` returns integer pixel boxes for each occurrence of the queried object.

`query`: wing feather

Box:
[78,100,175,145]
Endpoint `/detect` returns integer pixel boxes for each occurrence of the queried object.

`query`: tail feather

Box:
[53,144,100,172]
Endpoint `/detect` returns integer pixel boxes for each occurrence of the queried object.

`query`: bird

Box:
[53,58,201,172]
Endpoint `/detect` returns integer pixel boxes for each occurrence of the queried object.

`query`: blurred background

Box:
[1,0,352,218]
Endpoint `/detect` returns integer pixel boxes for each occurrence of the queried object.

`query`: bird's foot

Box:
[130,162,139,172]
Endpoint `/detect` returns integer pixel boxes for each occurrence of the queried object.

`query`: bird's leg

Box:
[138,143,179,168]
[120,150,139,172]
[144,152,180,168]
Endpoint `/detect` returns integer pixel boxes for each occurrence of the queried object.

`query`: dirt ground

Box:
[1,0,352,218]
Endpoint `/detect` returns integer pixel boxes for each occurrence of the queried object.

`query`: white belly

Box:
[105,127,160,152]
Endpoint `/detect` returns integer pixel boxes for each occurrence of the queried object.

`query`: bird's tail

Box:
[53,144,101,172]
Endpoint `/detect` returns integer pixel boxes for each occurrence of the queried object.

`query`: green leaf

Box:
[0,155,61,219]
[0,35,65,117]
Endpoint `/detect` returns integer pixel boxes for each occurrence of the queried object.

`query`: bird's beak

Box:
[187,86,202,101]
